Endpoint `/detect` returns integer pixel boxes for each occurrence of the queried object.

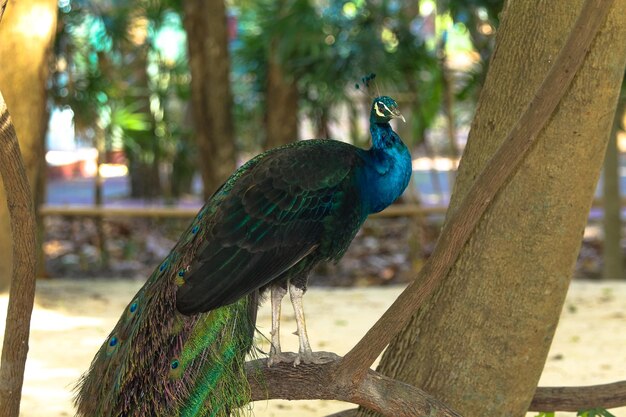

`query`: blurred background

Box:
[41,0,496,287]
[2,0,624,289]
[1,1,626,416]
[0,0,626,287]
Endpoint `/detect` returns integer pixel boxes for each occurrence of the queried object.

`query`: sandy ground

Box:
[0,279,624,417]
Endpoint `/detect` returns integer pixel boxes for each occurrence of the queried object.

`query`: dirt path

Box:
[1,280,624,417]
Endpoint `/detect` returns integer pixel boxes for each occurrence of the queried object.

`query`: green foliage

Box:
[577,408,616,417]
[52,0,193,197]
[232,0,507,150]
[443,0,504,102]
[232,0,447,146]
[534,408,616,417]
[51,0,508,196]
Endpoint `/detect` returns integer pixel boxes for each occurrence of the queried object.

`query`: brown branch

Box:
[247,356,626,414]
[335,0,615,384]
[0,0,7,24]
[0,94,38,415]
[245,358,462,417]
[530,381,626,412]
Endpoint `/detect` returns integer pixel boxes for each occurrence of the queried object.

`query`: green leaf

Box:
[109,101,151,132]
[577,408,617,417]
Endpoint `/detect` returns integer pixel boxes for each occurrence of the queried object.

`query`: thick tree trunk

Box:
[265,38,298,150]
[0,0,57,291]
[183,0,237,199]
[362,1,626,416]
[603,94,624,279]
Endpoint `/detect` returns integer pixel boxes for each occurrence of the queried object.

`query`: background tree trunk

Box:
[361,1,626,416]
[0,0,58,291]
[264,38,299,150]
[94,130,109,267]
[603,93,625,279]
[126,45,162,199]
[183,0,237,199]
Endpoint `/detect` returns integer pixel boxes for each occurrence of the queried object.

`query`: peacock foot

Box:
[293,350,340,367]
[267,351,297,367]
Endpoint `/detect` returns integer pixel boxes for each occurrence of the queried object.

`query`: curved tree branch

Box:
[245,358,462,417]
[0,93,38,415]
[530,381,626,412]
[335,0,616,384]
[247,358,626,414]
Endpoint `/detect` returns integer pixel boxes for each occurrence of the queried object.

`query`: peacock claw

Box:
[293,350,340,367]
[267,351,297,367]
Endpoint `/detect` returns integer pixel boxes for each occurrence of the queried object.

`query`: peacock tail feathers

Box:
[74,208,257,417]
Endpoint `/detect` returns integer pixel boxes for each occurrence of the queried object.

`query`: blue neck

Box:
[357,121,412,215]
[370,119,395,149]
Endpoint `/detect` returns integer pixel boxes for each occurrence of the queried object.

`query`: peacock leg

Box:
[288,283,339,366]
[268,284,295,366]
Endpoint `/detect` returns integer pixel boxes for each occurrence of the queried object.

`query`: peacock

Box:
[74,91,412,417]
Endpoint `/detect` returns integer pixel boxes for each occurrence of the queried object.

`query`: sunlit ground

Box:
[1,280,625,417]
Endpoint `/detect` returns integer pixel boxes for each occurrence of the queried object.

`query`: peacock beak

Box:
[391,110,406,123]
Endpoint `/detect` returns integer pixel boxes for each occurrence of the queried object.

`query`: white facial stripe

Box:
[380,102,393,114]
[374,102,386,117]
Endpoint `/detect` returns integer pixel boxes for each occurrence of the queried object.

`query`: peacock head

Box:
[371,96,405,124]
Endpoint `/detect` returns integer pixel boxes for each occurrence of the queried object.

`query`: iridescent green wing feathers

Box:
[176,140,362,315]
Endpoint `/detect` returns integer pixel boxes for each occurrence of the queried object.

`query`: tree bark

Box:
[530,380,626,412]
[361,1,626,416]
[0,0,57,291]
[264,37,299,149]
[245,359,462,417]
[94,130,109,267]
[0,93,38,417]
[182,0,237,199]
[603,93,624,279]
[125,45,162,199]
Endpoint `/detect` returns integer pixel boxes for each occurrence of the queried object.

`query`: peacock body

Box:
[75,95,411,416]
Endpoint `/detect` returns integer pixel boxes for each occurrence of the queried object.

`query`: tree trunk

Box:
[124,46,161,199]
[171,128,196,198]
[94,130,109,267]
[0,0,57,291]
[127,156,161,199]
[265,38,299,150]
[603,94,625,279]
[316,108,330,139]
[0,91,38,417]
[362,1,626,416]
[183,0,237,199]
